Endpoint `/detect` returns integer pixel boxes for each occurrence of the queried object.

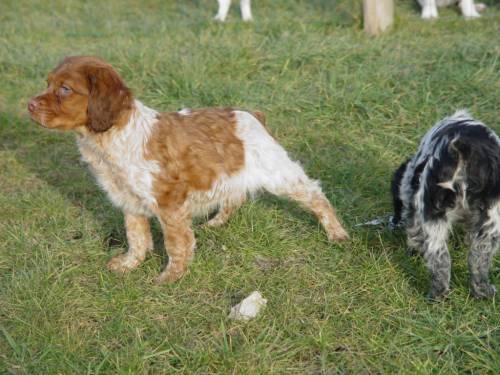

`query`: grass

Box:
[0,0,499,373]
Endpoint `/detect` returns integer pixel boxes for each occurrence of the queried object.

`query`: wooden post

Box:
[363,0,394,36]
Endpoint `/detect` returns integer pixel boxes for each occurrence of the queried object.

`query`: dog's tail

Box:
[252,110,266,126]
[251,110,276,137]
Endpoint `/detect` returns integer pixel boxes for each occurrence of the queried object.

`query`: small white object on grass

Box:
[229,291,267,321]
[355,217,386,227]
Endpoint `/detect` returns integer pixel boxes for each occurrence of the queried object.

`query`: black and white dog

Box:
[392,111,499,299]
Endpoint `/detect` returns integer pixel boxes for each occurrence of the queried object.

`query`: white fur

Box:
[214,0,253,22]
[178,108,191,116]
[418,0,483,19]
[77,100,160,216]
[460,0,481,18]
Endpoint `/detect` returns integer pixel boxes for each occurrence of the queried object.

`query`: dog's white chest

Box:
[76,126,160,216]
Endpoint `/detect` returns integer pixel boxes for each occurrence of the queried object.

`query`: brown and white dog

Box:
[28,56,348,283]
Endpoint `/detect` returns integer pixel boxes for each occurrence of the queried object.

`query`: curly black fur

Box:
[392,110,499,299]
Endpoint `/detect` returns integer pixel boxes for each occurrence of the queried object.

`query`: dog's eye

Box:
[59,85,72,96]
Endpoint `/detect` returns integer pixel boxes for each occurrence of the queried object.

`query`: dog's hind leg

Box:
[233,110,347,242]
[468,206,499,298]
[267,172,348,242]
[206,196,246,227]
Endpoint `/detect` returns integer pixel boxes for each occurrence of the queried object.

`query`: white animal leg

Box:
[240,0,253,21]
[460,0,481,18]
[214,0,232,22]
[421,0,439,19]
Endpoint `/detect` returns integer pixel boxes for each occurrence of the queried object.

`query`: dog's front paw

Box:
[107,253,143,273]
[471,283,496,299]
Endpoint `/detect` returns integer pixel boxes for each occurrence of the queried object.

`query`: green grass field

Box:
[1,0,499,373]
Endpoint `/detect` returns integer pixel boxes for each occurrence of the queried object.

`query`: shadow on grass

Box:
[0,111,132,253]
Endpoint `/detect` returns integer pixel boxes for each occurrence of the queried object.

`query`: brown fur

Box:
[145,108,246,281]
[147,108,245,210]
[28,56,132,133]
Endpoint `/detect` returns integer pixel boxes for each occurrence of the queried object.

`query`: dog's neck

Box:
[76,100,159,152]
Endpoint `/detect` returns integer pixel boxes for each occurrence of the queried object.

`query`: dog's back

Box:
[418,111,500,217]
[392,111,500,299]
[393,111,500,225]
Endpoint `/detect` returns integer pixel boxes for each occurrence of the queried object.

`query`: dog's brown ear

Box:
[86,65,133,132]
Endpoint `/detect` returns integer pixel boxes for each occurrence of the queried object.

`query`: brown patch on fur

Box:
[147,108,245,210]
[28,56,133,133]
[144,108,246,283]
